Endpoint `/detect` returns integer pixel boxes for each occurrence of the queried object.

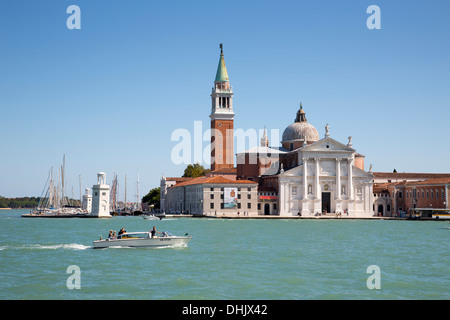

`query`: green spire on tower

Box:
[215,43,229,82]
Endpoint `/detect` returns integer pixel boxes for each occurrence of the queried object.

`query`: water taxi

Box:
[93,231,191,249]
[408,208,450,220]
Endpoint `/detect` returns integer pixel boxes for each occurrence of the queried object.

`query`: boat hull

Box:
[93,236,191,249]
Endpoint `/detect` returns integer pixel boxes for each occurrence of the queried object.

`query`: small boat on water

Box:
[142,214,161,220]
[93,231,191,249]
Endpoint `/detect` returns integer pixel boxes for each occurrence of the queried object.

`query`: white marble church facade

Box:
[278,136,374,217]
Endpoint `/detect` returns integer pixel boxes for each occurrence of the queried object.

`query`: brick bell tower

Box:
[210,43,235,171]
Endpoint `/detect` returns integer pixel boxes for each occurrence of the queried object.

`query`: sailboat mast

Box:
[136,171,140,211]
[61,154,66,207]
[124,174,127,210]
[79,175,82,208]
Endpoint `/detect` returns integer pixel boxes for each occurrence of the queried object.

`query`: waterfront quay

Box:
[165,213,405,220]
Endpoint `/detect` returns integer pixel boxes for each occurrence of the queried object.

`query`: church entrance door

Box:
[322,192,331,214]
[264,203,270,215]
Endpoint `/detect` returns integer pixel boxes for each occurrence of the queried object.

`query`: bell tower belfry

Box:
[210,43,235,171]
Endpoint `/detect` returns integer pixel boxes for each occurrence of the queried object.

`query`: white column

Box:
[365,184,370,215]
[336,158,341,199]
[285,183,289,213]
[314,158,320,199]
[348,158,353,199]
[303,158,308,199]
[445,185,448,209]
[279,181,285,214]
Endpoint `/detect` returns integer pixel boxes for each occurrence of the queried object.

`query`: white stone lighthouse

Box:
[91,172,111,217]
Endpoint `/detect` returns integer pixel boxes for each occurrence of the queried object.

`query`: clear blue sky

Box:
[1,0,449,198]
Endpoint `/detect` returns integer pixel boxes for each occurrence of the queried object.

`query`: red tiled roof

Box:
[210,167,237,174]
[373,183,391,193]
[166,177,194,182]
[374,178,450,189]
[406,178,450,186]
[170,175,257,188]
[373,172,450,179]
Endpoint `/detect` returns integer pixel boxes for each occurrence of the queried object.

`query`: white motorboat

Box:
[142,214,160,220]
[93,231,191,249]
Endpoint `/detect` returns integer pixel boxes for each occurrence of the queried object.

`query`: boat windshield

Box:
[160,231,174,237]
[118,232,149,239]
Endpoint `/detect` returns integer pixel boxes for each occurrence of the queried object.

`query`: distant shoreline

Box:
[0,208,11,210]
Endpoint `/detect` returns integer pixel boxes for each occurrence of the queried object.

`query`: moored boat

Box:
[92,231,191,249]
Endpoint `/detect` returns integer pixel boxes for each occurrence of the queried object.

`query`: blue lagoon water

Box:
[0,209,448,299]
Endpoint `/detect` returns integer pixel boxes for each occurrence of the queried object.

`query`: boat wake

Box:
[0,243,91,251]
[31,243,91,250]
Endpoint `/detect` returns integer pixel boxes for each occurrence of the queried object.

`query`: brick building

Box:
[372,173,450,216]
[162,175,258,215]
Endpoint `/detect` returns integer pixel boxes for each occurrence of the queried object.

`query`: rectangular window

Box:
[247,203,251,209]
[257,203,261,210]
[210,203,214,209]
[247,194,251,199]
[210,194,214,199]
[238,203,241,209]
[292,186,297,195]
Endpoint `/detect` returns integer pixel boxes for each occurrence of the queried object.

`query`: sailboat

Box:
[109,173,120,216]
[22,155,88,218]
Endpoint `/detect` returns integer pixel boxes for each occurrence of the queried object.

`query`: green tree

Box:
[182,163,210,178]
[0,196,7,208]
[142,187,160,209]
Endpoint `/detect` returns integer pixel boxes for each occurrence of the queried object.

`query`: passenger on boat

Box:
[151,226,157,238]
[108,230,113,239]
[112,231,116,239]
[118,228,126,235]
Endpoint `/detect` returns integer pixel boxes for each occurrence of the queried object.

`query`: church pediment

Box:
[352,165,373,178]
[279,165,304,177]
[301,137,355,153]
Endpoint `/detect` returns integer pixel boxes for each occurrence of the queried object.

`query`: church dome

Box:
[281,104,319,148]
[282,122,320,142]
